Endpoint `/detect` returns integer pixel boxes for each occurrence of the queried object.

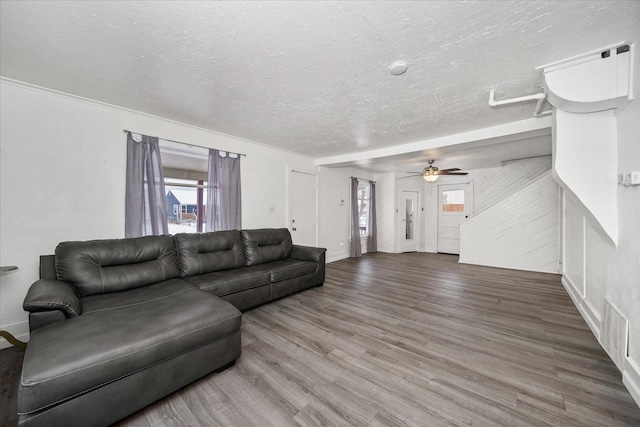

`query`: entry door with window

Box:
[437,184,470,255]
[399,191,419,252]
[289,170,318,246]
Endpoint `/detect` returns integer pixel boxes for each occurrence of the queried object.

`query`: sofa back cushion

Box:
[175,230,246,277]
[241,228,293,266]
[55,235,180,297]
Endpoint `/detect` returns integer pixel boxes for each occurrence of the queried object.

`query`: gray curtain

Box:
[350,177,362,258]
[125,132,169,237]
[206,149,242,231]
[367,181,377,252]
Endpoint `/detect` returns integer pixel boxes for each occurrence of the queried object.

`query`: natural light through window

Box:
[357,181,370,235]
[442,189,465,212]
[165,177,208,235]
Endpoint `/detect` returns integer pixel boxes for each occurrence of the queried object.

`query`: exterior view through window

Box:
[159,139,210,235]
[165,178,208,235]
[442,189,465,212]
[357,181,370,235]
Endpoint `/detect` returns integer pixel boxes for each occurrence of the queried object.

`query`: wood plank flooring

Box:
[2,253,639,426]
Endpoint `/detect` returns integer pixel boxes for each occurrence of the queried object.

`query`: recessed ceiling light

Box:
[389,61,408,75]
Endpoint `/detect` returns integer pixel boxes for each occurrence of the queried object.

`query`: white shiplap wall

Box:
[472,156,552,212]
[423,156,552,253]
[459,171,560,273]
[373,157,552,256]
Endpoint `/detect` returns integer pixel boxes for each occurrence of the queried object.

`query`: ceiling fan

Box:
[401,159,468,182]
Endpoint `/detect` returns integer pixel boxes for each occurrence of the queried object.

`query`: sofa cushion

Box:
[18,280,241,414]
[175,230,245,277]
[266,259,318,283]
[183,266,270,297]
[81,278,194,314]
[55,235,180,297]
[241,228,293,266]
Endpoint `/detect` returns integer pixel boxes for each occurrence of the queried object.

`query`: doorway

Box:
[399,191,419,252]
[437,184,470,255]
[289,169,318,246]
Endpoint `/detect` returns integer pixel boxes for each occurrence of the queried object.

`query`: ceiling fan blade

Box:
[396,174,424,180]
[439,168,460,172]
[439,171,468,175]
[405,172,424,174]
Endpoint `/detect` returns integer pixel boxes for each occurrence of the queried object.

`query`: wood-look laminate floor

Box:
[2,253,639,426]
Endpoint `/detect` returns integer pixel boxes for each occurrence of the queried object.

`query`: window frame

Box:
[357,180,371,236]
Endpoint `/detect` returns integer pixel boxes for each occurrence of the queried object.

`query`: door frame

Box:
[436,182,473,254]
[397,190,420,253]
[287,167,319,246]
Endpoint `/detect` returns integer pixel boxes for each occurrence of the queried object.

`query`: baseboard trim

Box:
[623,357,640,408]
[326,251,349,264]
[562,275,582,303]
[458,259,559,274]
[561,275,601,340]
[582,299,602,341]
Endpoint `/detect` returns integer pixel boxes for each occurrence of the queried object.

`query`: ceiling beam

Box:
[317,116,553,168]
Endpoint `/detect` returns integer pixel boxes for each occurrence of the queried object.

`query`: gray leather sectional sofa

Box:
[18,228,326,427]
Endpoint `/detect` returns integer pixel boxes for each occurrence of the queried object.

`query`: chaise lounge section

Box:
[18,228,326,427]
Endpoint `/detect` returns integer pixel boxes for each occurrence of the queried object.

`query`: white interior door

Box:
[289,170,318,246]
[399,191,419,252]
[437,184,469,255]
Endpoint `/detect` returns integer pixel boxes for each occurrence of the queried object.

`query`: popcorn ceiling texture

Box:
[1,1,638,158]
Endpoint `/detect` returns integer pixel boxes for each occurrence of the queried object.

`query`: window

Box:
[165,177,207,235]
[442,189,465,212]
[160,140,209,235]
[159,139,242,234]
[357,181,370,235]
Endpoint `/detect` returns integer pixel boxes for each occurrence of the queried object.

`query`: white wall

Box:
[318,166,373,263]
[373,156,551,255]
[0,79,321,347]
[460,171,560,273]
[554,109,618,244]
[423,156,552,252]
[374,172,397,253]
[560,45,640,406]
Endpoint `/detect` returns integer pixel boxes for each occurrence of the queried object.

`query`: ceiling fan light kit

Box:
[400,159,469,182]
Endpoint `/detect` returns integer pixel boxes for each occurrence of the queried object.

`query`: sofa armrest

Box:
[290,245,327,263]
[23,279,82,318]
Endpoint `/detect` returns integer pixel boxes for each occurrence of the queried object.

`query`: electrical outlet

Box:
[618,174,625,184]
[624,172,632,185]
[631,171,640,185]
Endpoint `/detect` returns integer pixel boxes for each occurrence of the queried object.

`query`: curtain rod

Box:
[123,129,246,157]
[351,176,376,183]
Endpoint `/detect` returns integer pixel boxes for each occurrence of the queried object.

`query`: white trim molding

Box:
[326,250,349,264]
[561,275,601,340]
[623,357,640,408]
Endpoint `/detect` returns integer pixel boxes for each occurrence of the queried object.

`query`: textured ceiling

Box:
[1,1,639,163]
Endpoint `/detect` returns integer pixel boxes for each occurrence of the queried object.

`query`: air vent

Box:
[601,298,628,371]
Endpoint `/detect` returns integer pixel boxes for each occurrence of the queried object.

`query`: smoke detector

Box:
[389,61,408,75]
